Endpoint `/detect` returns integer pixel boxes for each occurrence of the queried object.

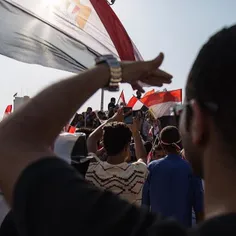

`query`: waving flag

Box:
[0,0,142,73]
[127,96,148,112]
[143,89,155,97]
[141,89,182,119]
[3,105,12,119]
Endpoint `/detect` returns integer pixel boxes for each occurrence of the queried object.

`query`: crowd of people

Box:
[72,94,161,144]
[0,25,236,236]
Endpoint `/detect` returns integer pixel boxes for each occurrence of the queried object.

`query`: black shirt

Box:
[8,158,236,236]
[11,158,186,236]
[190,213,236,235]
[108,102,116,110]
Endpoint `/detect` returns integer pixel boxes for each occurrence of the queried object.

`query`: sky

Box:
[0,0,236,114]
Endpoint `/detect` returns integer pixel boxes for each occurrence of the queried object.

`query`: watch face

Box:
[95,55,121,92]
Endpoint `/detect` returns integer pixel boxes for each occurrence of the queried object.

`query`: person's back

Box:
[145,154,193,226]
[86,121,148,205]
[86,159,147,205]
[142,126,202,227]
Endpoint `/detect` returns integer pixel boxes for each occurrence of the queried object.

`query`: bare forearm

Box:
[133,132,147,163]
[87,120,109,153]
[0,65,110,203]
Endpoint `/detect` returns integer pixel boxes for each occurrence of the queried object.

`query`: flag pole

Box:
[100,88,104,111]
[116,89,123,105]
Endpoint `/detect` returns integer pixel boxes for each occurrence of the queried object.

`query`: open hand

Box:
[109,108,124,122]
[121,53,172,92]
[129,117,141,135]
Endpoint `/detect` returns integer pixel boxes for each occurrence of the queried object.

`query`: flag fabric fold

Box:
[127,96,148,112]
[0,0,142,73]
[141,89,182,119]
[143,89,155,97]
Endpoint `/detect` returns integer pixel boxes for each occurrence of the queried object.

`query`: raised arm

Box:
[130,117,147,163]
[87,109,123,154]
[0,53,172,204]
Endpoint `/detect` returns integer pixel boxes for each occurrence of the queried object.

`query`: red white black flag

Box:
[0,0,142,73]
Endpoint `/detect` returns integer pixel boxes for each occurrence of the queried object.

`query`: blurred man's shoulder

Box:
[189,213,236,236]
[130,160,148,173]
[148,158,166,169]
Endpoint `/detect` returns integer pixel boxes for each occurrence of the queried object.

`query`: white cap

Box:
[54,132,86,164]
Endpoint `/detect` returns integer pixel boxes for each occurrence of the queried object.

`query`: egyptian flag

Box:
[117,90,126,106]
[143,89,155,97]
[127,96,148,112]
[141,89,182,119]
[3,105,12,119]
[0,0,142,73]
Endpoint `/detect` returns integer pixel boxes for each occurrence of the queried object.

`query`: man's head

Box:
[98,111,107,120]
[86,107,92,114]
[110,97,116,104]
[154,143,166,160]
[103,122,132,161]
[160,126,181,154]
[180,25,236,177]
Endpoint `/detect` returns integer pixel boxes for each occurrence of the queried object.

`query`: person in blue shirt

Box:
[142,126,204,227]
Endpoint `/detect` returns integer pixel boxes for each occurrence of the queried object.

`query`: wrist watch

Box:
[95,55,122,91]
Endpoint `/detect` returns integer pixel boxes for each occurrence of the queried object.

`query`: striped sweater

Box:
[86,159,148,205]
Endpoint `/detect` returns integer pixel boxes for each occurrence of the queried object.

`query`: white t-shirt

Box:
[86,159,148,206]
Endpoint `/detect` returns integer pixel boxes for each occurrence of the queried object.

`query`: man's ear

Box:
[190,100,206,146]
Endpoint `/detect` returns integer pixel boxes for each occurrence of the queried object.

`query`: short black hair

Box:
[87,107,92,112]
[160,126,181,152]
[103,122,132,156]
[186,25,236,151]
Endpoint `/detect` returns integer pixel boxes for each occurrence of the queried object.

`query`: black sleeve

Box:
[12,158,160,236]
[0,211,19,236]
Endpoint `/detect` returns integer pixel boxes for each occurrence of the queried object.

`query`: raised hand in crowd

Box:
[129,116,141,135]
[109,108,124,123]
[129,117,147,163]
[87,108,124,155]
[121,53,172,92]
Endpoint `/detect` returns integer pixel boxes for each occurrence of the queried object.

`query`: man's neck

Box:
[204,149,236,219]
[166,151,179,155]
[106,154,126,165]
